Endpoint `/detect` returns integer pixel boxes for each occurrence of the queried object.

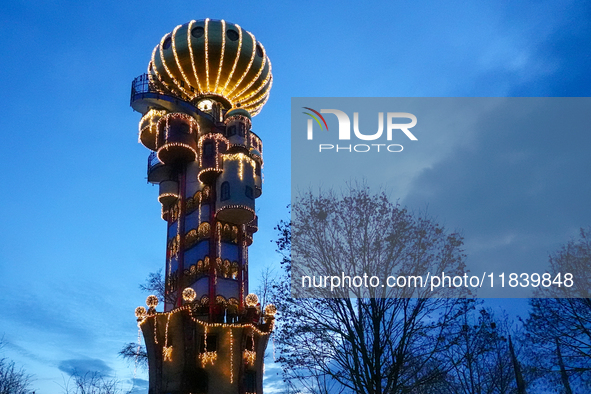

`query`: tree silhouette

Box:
[272,186,469,394]
[0,338,34,394]
[524,228,591,392]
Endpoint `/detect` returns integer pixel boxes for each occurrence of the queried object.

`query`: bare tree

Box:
[255,265,277,310]
[524,228,591,392]
[0,338,34,394]
[117,343,147,369]
[273,186,469,394]
[139,269,177,305]
[442,301,520,394]
[61,371,121,394]
[119,269,171,369]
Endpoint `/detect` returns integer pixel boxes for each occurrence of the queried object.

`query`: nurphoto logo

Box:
[302,107,418,153]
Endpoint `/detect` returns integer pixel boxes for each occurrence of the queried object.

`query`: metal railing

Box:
[130,74,158,105]
[130,73,196,105]
[147,151,163,173]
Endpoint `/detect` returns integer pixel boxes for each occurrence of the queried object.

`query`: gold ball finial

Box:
[135,306,147,318]
[146,295,159,308]
[182,287,197,303]
[245,293,258,307]
[264,304,277,316]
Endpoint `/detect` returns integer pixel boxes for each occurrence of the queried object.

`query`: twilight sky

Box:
[0,1,589,393]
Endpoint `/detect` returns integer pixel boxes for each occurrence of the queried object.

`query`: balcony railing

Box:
[148,151,163,172]
[131,73,197,106]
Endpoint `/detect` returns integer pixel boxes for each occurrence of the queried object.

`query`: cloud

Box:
[127,378,148,394]
[402,98,591,296]
[58,358,113,377]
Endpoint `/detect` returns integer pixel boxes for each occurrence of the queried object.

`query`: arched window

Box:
[245,186,254,200]
[221,182,230,201]
[203,141,214,157]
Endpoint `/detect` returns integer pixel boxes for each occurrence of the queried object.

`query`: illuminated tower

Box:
[130,19,275,394]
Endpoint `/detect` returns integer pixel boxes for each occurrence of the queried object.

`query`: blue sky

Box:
[0,1,589,393]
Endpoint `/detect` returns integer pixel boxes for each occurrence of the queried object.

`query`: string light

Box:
[158,33,182,99]
[199,325,218,366]
[243,349,256,366]
[139,109,166,150]
[163,313,172,361]
[187,20,203,92]
[214,20,226,94]
[159,192,179,202]
[226,31,256,98]
[231,43,267,101]
[223,152,256,181]
[149,46,175,95]
[204,18,210,92]
[199,351,217,366]
[137,304,273,336]
[215,204,255,218]
[163,346,173,362]
[229,329,234,383]
[133,323,142,380]
[171,24,194,98]
[239,57,273,105]
[221,23,243,95]
[224,113,252,129]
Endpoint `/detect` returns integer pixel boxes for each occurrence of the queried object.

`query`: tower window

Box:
[238,123,246,137]
[226,29,239,41]
[221,182,230,201]
[245,186,254,200]
[163,37,172,50]
[200,335,217,352]
[256,43,264,57]
[203,141,214,157]
[227,125,236,137]
[192,26,205,39]
[244,371,256,392]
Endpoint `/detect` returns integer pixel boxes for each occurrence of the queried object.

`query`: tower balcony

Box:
[147,152,174,184]
[131,74,197,115]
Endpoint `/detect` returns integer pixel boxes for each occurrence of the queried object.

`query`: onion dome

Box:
[225,107,252,120]
[149,19,272,116]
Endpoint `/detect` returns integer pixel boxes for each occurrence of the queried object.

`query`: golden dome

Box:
[149,19,272,116]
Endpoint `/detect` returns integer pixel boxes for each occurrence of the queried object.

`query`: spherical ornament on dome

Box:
[182,287,197,303]
[148,19,273,116]
[264,304,277,317]
[146,295,159,308]
[135,306,147,318]
[224,107,252,121]
[245,293,258,307]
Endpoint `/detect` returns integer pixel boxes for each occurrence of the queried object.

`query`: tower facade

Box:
[130,19,274,394]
